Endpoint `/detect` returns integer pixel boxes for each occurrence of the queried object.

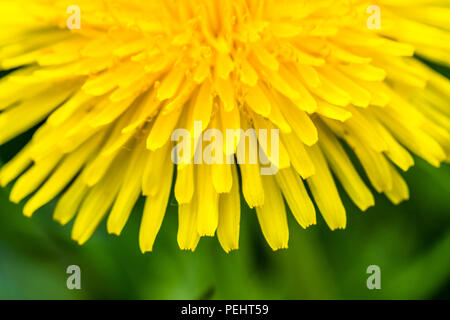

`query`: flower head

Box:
[0,0,449,252]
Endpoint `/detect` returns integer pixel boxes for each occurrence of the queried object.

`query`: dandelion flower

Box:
[0,0,449,252]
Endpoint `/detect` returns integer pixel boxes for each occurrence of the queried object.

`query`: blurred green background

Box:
[0,64,449,300]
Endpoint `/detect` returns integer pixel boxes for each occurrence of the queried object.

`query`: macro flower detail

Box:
[0,0,449,253]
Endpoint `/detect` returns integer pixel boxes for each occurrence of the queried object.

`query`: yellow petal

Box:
[0,143,32,187]
[23,131,105,217]
[10,151,63,204]
[178,199,200,251]
[317,121,374,211]
[217,165,241,253]
[275,168,316,228]
[306,145,346,230]
[139,159,174,253]
[53,174,89,226]
[175,163,194,205]
[107,140,148,235]
[71,151,128,245]
[256,175,289,251]
[196,163,219,237]
[384,162,409,205]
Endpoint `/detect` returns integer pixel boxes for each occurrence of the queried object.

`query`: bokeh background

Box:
[0,64,449,300]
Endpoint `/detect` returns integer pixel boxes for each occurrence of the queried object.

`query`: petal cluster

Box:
[0,0,449,252]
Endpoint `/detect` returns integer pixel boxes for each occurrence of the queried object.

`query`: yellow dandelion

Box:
[0,0,449,253]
